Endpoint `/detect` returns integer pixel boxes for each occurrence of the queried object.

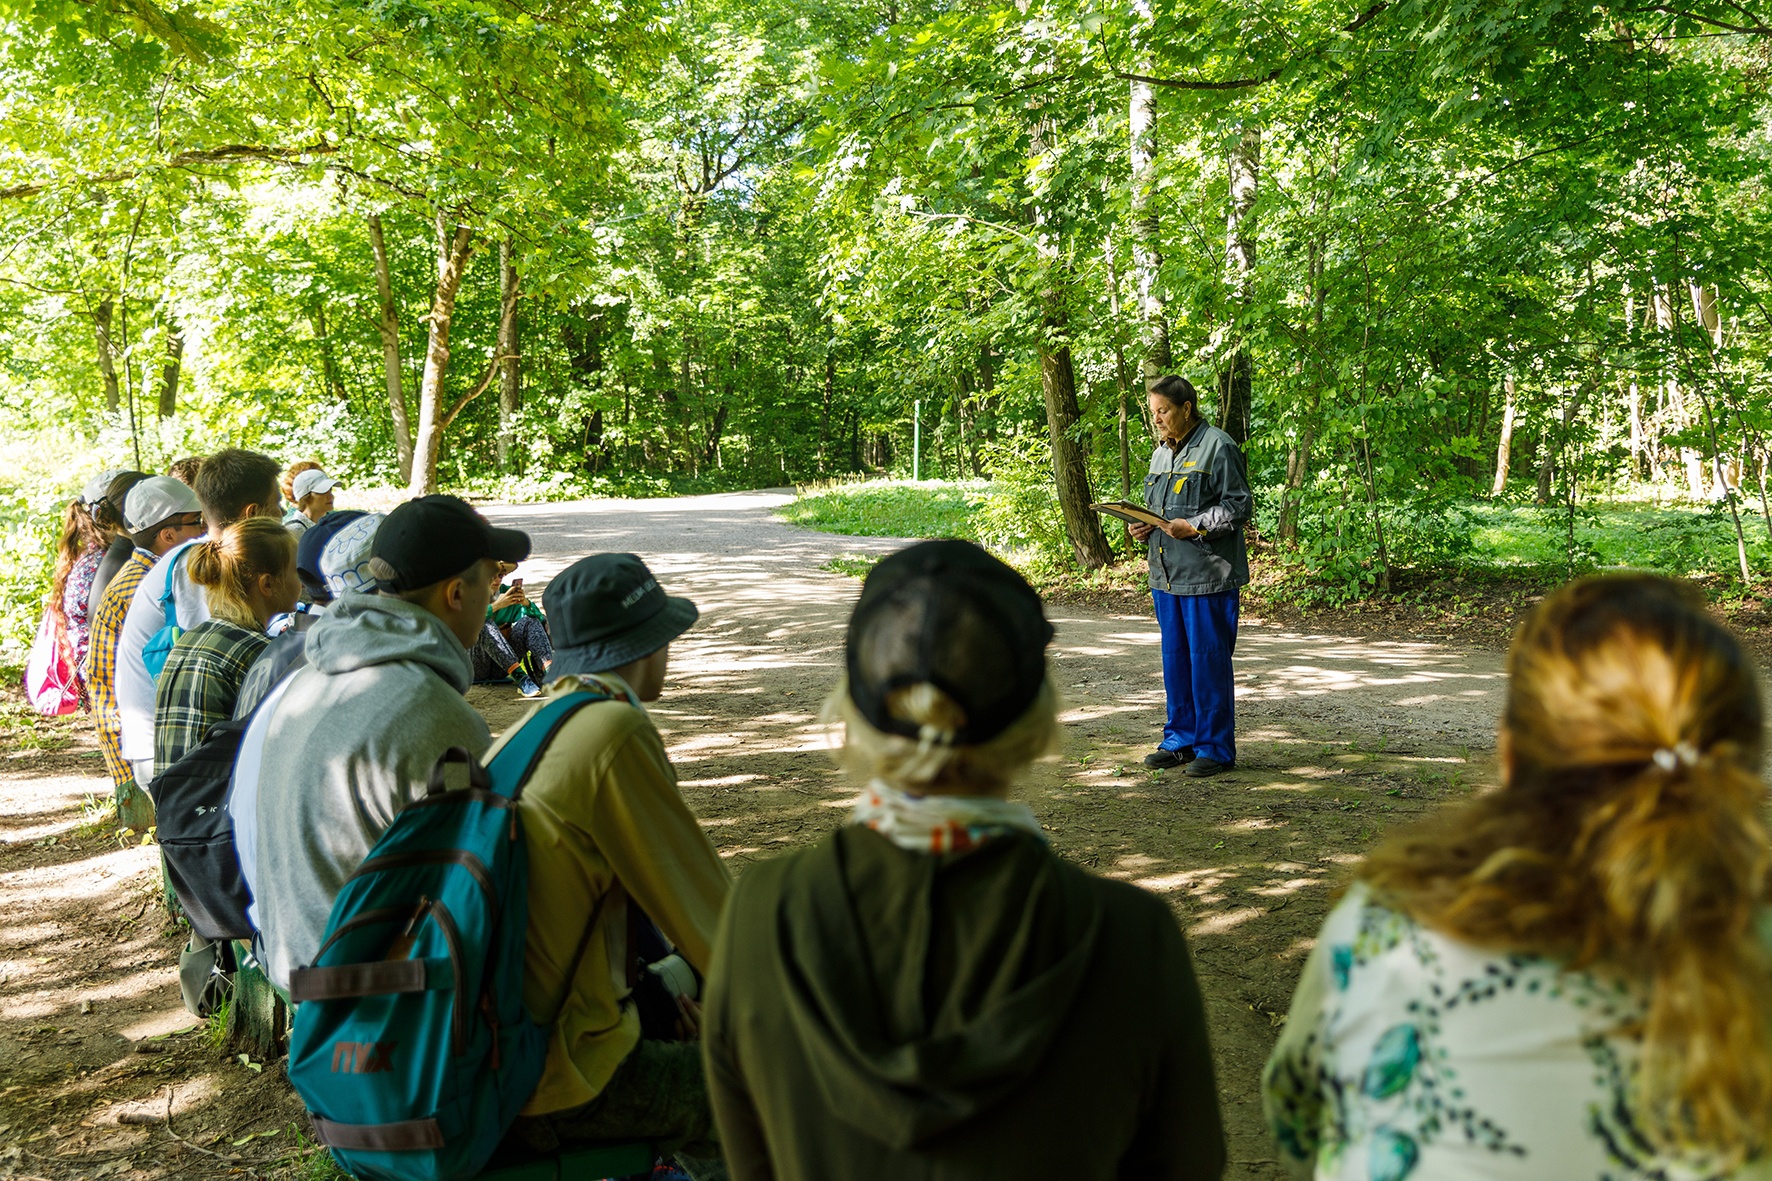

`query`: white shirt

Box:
[115,540,212,761]
[1264,884,1771,1180]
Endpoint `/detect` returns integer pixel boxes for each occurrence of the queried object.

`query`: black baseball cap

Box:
[295,510,367,599]
[368,495,531,592]
[544,554,699,679]
[846,539,1055,746]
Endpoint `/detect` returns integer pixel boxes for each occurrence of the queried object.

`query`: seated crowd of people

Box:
[27,449,1772,1180]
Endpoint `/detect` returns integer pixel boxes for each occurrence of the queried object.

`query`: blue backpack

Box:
[285,687,620,1181]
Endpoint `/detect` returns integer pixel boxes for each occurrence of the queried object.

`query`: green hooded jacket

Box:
[703,826,1226,1180]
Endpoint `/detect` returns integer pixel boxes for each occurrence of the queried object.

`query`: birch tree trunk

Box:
[407,216,477,496]
[95,299,121,414]
[496,240,523,473]
[1691,282,1728,497]
[1129,43,1169,380]
[1491,375,1517,497]
[369,215,415,485]
[1217,126,1259,444]
[1104,232,1133,498]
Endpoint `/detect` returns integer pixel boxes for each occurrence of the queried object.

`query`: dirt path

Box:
[0,490,1508,1179]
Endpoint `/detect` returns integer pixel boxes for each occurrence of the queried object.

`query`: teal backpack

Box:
[141,544,192,682]
[285,687,620,1181]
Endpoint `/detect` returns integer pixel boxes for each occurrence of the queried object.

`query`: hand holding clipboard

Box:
[1091,500,1200,540]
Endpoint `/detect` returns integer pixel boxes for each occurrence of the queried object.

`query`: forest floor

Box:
[0,489,1532,1180]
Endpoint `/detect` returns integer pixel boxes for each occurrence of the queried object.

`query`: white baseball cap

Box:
[81,468,125,506]
[320,512,384,598]
[292,469,339,501]
[123,476,203,533]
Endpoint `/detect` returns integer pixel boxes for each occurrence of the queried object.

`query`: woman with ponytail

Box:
[702,540,1226,1180]
[51,479,113,679]
[1265,573,1772,1179]
[153,517,299,772]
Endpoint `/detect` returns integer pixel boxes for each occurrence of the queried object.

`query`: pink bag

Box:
[23,608,80,717]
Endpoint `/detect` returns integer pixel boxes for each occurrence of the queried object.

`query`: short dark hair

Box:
[194,449,281,527]
[1149,375,1199,411]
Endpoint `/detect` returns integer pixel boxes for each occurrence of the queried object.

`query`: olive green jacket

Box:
[703,826,1226,1180]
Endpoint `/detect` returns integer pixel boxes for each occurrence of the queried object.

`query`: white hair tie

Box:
[1651,742,1701,772]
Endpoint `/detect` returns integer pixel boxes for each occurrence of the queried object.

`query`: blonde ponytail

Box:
[827,674,1059,795]
[186,517,296,629]
[1362,574,1771,1162]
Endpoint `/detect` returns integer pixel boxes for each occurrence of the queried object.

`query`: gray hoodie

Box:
[250,592,491,990]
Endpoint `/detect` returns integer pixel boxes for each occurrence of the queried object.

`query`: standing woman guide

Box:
[1128,375,1251,777]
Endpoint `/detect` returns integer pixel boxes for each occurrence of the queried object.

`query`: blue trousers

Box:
[1152,588,1239,766]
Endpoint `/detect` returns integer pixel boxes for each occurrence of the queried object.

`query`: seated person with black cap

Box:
[702,539,1226,1181]
[249,495,530,992]
[493,553,730,1180]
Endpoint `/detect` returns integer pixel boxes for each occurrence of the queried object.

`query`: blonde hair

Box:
[826,672,1060,795]
[186,517,297,629]
[1361,574,1769,1160]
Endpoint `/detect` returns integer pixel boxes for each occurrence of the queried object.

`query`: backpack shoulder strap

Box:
[159,544,191,627]
[487,683,627,803]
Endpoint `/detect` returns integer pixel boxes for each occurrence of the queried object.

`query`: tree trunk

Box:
[369,215,415,484]
[820,344,835,475]
[1277,421,1314,546]
[1129,69,1169,380]
[497,240,523,473]
[1535,425,1555,505]
[408,216,477,497]
[1491,375,1517,497]
[1040,292,1114,569]
[1217,126,1259,445]
[156,329,183,418]
[227,945,289,1060]
[308,305,345,403]
[95,299,121,414]
[1104,233,1134,499]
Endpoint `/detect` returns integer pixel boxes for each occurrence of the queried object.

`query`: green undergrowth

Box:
[788,480,1772,606]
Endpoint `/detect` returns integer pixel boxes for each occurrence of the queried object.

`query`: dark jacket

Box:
[703,826,1225,1181]
[1143,423,1251,596]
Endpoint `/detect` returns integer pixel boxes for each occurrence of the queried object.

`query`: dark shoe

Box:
[1143,747,1196,770]
[1183,756,1231,778]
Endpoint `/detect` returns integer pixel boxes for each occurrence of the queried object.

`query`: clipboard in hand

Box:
[1090,500,1168,529]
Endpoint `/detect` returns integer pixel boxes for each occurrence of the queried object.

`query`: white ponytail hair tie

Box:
[1651,742,1701,772]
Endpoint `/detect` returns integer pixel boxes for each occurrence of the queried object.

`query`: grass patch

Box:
[72,793,117,839]
[1466,500,1772,582]
[781,480,985,540]
[820,554,882,579]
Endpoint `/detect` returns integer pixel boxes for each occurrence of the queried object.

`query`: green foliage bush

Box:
[973,440,1073,571]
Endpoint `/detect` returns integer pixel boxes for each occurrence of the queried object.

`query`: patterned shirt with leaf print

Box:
[1263,883,1772,1181]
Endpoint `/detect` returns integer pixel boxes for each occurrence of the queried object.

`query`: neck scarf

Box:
[849,780,1046,854]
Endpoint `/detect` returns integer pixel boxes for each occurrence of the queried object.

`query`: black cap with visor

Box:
[846,539,1055,746]
[369,495,530,592]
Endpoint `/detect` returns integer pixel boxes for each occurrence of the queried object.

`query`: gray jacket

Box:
[1143,423,1251,595]
[249,592,491,990]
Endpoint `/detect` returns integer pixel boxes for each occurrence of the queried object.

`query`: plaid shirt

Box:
[88,549,154,787]
[154,619,269,772]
